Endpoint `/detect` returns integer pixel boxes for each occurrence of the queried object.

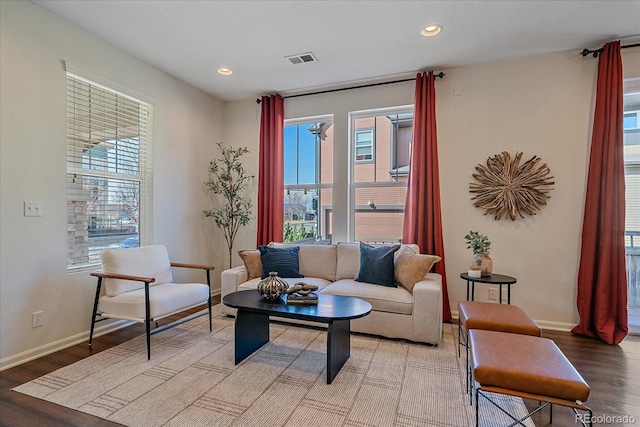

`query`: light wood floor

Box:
[1,296,638,427]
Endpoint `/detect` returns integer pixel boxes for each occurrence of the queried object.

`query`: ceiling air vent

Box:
[285,52,318,65]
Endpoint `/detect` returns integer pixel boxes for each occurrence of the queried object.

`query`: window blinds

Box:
[66,73,153,268]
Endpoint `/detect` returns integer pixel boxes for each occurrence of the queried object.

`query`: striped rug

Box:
[14,305,533,426]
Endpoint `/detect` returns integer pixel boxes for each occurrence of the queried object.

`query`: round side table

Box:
[460,273,517,304]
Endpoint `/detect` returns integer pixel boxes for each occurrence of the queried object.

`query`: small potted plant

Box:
[464,231,493,276]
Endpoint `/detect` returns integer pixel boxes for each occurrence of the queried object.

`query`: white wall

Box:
[0,1,225,369]
[225,48,640,331]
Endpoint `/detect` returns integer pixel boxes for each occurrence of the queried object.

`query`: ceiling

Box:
[31,0,640,102]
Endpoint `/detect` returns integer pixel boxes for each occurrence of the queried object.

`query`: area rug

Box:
[14,305,533,426]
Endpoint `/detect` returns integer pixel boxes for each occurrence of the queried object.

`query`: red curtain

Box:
[257,94,285,246]
[403,71,452,322]
[572,41,627,345]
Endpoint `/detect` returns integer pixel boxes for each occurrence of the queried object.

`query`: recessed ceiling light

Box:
[218,68,233,76]
[421,24,442,37]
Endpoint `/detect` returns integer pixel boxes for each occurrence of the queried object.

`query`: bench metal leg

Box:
[476,388,541,427]
[475,387,479,427]
[475,388,592,427]
[457,319,473,401]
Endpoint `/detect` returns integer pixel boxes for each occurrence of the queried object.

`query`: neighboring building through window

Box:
[283,117,333,242]
[283,107,412,245]
[66,72,153,268]
[350,107,413,244]
[355,129,374,162]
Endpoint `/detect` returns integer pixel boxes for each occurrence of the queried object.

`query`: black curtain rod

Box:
[581,42,640,58]
[256,72,445,104]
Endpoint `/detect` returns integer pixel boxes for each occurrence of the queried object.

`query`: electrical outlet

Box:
[32,311,43,328]
[488,288,498,301]
[24,201,43,217]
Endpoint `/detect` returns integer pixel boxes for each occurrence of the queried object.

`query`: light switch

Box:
[24,201,43,217]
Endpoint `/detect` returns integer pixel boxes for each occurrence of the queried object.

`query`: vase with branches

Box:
[204,143,253,269]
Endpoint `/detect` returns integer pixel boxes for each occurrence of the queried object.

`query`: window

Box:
[350,107,413,244]
[355,129,374,162]
[624,79,640,331]
[66,72,153,268]
[283,117,333,242]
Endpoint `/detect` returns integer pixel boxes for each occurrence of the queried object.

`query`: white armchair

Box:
[89,245,214,359]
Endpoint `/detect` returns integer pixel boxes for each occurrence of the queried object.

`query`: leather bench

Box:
[458,301,541,394]
[469,329,592,426]
[458,300,541,339]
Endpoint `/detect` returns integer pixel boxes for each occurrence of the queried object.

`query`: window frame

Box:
[354,128,374,163]
[283,115,334,242]
[348,105,413,244]
[66,66,153,270]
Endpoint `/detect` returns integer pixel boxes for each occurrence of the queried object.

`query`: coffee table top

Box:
[223,290,372,323]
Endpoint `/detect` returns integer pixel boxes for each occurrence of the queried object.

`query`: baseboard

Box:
[1,291,222,372]
[534,319,576,332]
[450,310,575,333]
[0,319,134,372]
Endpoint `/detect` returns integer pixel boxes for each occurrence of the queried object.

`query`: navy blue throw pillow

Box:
[258,246,304,279]
[356,243,400,287]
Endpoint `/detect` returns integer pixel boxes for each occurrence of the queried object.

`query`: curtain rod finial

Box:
[581,47,603,58]
[256,98,261,104]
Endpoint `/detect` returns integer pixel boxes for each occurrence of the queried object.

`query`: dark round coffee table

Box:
[223,290,371,384]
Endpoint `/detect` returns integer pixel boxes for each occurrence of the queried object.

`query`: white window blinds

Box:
[66,72,153,268]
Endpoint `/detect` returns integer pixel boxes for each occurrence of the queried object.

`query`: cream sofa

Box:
[221,242,443,345]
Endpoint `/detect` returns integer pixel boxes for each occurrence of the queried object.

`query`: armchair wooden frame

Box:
[89,262,215,360]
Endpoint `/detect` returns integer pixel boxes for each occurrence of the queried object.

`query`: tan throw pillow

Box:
[238,249,262,280]
[394,246,441,291]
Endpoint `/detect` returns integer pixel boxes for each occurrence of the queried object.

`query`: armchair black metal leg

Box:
[205,269,213,332]
[89,317,97,346]
[89,277,103,347]
[89,316,96,347]
[145,281,151,360]
[146,319,151,360]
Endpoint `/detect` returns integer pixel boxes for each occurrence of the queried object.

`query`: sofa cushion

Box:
[259,246,304,279]
[335,243,420,280]
[101,245,173,297]
[98,282,209,319]
[396,243,420,258]
[270,243,337,281]
[335,242,361,279]
[238,249,262,280]
[394,246,441,291]
[321,279,413,315]
[357,243,400,287]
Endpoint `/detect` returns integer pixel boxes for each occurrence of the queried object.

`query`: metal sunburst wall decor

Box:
[469,151,554,221]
